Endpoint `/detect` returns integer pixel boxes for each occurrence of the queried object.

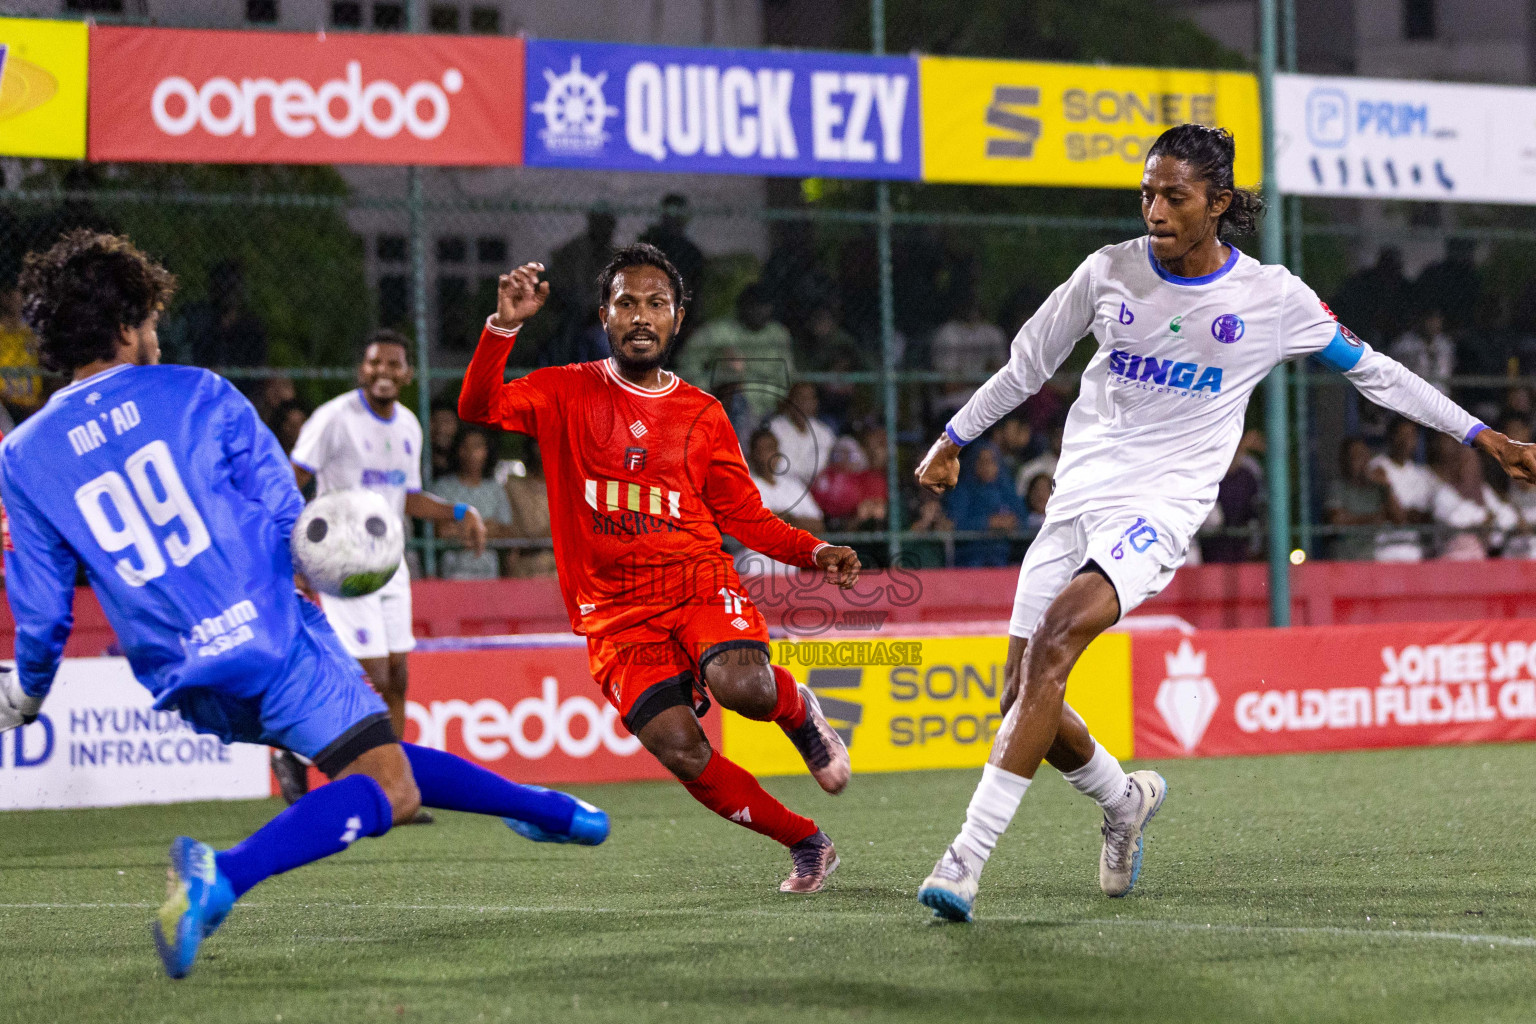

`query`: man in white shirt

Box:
[931,296,1010,416]
[1368,417,1439,561]
[911,124,1536,924]
[738,428,824,580]
[277,331,487,815]
[767,381,836,489]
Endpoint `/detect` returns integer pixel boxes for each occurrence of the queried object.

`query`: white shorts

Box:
[1009,506,1190,639]
[319,560,415,660]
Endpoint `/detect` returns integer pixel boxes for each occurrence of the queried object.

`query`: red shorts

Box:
[586,585,770,736]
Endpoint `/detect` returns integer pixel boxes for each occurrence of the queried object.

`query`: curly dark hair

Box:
[596,242,689,310]
[1146,124,1264,239]
[18,229,176,374]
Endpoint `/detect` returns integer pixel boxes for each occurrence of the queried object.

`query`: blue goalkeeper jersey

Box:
[0,364,307,705]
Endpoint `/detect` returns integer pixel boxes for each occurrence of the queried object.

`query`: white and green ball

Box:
[291,489,404,598]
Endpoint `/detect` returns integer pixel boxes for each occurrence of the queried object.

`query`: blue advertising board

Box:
[525,40,921,179]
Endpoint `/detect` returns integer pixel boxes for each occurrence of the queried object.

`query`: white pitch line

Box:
[1,902,1532,948]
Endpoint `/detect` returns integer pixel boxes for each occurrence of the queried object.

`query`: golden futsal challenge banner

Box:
[0,17,87,160]
[724,634,1132,777]
[919,55,1260,189]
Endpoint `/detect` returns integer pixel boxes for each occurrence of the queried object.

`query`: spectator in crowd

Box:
[638,194,705,328]
[931,291,1009,416]
[906,490,956,568]
[1389,307,1455,394]
[184,259,267,370]
[0,283,41,420]
[811,431,888,531]
[1431,440,1518,560]
[1416,237,1480,329]
[433,427,516,580]
[1022,472,1052,533]
[677,283,794,420]
[945,441,1027,568]
[1202,428,1266,563]
[768,381,836,489]
[429,406,460,479]
[544,206,617,366]
[1331,246,1409,345]
[799,304,870,431]
[1015,424,1062,498]
[251,375,296,425]
[501,443,557,578]
[1325,437,1399,561]
[266,399,310,457]
[740,428,823,579]
[1367,417,1438,561]
[993,415,1034,483]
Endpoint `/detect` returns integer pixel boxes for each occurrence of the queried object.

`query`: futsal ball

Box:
[291,489,404,598]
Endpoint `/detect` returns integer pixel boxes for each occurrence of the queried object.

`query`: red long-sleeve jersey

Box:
[460,319,825,637]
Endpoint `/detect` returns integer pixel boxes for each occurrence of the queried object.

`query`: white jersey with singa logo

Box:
[290,388,423,521]
[948,236,1482,544]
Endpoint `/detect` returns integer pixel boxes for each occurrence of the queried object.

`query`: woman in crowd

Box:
[434,426,516,579]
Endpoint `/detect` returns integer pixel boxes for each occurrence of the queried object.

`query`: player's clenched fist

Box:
[915,434,962,494]
[816,545,861,589]
[493,262,550,331]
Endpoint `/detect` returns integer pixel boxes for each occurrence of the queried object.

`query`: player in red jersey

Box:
[459,243,861,894]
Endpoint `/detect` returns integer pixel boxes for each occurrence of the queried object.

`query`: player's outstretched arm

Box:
[1473,428,1536,485]
[0,470,79,720]
[459,262,551,430]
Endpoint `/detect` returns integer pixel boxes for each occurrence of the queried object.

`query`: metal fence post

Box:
[1260,0,1291,626]
[407,1,437,577]
[872,0,902,566]
[1283,0,1309,556]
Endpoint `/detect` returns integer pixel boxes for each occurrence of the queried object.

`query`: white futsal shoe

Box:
[1099,770,1168,898]
[917,845,980,922]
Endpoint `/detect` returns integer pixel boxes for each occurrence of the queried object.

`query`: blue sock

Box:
[403,743,576,835]
[215,774,392,898]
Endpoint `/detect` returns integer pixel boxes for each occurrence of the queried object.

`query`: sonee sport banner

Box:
[88,27,524,166]
[724,634,1133,777]
[919,55,1260,189]
[0,16,87,160]
[524,39,921,180]
[1134,621,1536,760]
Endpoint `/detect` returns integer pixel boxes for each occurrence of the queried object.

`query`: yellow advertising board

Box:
[920,56,1260,189]
[0,17,87,160]
[723,633,1132,777]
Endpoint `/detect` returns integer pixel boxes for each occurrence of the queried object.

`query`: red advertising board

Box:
[397,646,719,785]
[1134,621,1536,759]
[88,27,524,165]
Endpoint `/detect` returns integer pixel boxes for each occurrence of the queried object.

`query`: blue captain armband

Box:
[1312,326,1366,373]
[944,424,972,447]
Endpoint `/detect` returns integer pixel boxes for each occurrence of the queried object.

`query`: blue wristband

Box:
[453,502,470,520]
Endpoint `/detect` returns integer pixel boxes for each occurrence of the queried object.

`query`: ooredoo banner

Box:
[1134,621,1536,759]
[524,39,921,179]
[0,16,87,159]
[0,658,269,810]
[403,646,719,785]
[725,634,1132,777]
[87,26,524,165]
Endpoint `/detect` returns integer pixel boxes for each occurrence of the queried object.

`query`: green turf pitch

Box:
[3,744,1536,1023]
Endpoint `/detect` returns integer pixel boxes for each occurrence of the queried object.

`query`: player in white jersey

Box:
[275,330,487,813]
[913,124,1536,923]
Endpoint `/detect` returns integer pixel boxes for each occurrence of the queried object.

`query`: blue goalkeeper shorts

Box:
[167,597,392,776]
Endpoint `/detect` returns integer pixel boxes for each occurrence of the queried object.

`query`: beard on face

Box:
[608,325,671,376]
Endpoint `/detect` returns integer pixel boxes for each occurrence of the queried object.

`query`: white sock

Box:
[1060,741,1135,819]
[954,764,1031,872]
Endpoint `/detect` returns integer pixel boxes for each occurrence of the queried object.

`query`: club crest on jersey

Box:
[1108,349,1223,398]
[1211,313,1245,344]
[625,446,647,471]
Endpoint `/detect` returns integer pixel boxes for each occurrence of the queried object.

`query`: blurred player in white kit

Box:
[913,124,1536,922]
[273,329,487,817]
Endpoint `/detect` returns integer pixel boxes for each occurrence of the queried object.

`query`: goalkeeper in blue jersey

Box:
[0,230,609,980]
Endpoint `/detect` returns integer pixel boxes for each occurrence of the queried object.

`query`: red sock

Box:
[682,751,817,847]
[768,664,808,730]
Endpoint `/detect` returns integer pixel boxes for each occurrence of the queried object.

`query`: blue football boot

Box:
[152,836,235,979]
[503,790,609,846]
